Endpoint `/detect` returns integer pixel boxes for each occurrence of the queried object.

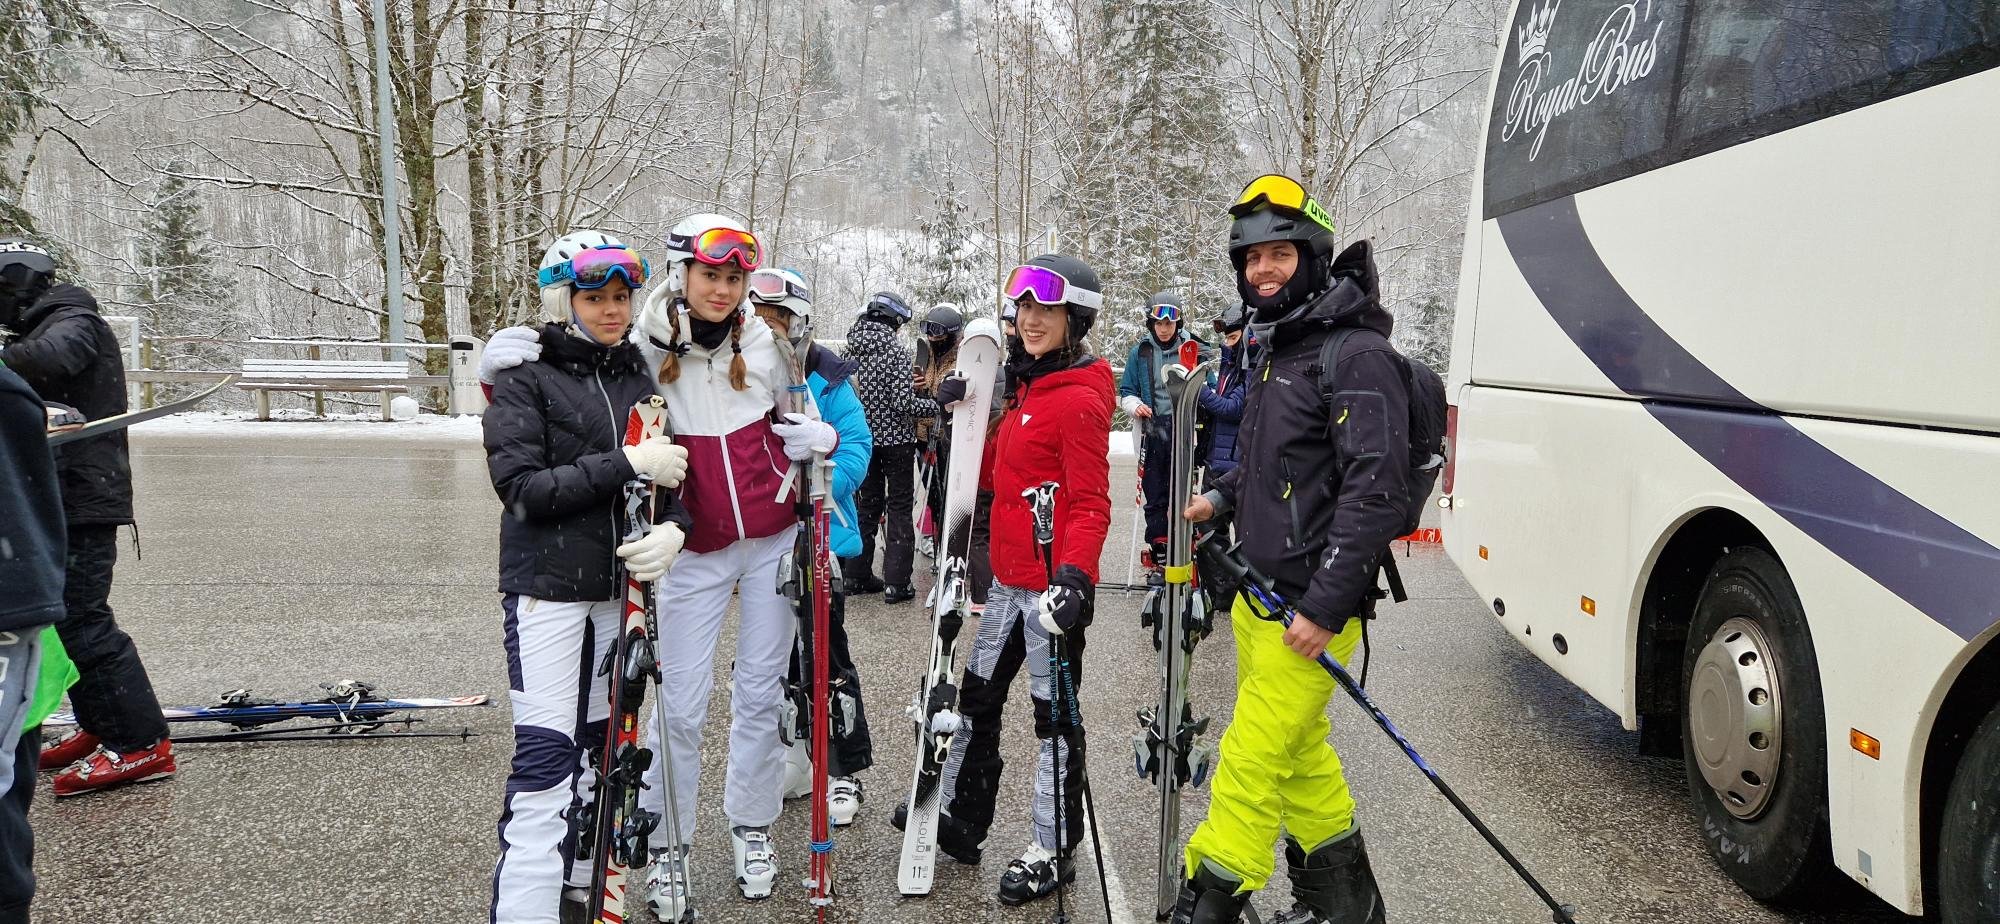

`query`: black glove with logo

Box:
[1035,563,1096,636]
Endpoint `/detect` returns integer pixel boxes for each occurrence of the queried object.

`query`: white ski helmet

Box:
[663,212,758,292]
[747,267,812,325]
[538,229,626,323]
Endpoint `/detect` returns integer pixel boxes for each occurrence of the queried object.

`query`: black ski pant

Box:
[1,624,40,924]
[1141,424,1178,546]
[941,581,1089,850]
[55,525,169,752]
[786,587,872,777]
[849,442,916,587]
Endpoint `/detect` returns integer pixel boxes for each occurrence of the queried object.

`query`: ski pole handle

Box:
[1022,481,1059,548]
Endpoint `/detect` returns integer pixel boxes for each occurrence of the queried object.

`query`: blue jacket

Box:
[806,343,871,559]
[1195,340,1249,477]
[1119,330,1198,420]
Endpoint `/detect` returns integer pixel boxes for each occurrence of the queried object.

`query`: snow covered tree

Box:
[900,172,987,312]
[0,0,113,234]
[136,160,239,398]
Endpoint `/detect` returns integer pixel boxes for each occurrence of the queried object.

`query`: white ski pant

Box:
[639,530,797,839]
[490,595,619,924]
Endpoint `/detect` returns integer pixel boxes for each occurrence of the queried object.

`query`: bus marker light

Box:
[1479,545,1489,560]
[1850,729,1880,760]
[1580,596,1596,616]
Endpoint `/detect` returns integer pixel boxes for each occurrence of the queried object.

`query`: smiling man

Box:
[1177,175,1411,924]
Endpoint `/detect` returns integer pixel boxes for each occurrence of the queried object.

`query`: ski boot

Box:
[889,802,985,864]
[644,844,694,921]
[1170,861,1252,924]
[1271,829,1387,924]
[731,824,778,900]
[51,738,176,797]
[884,583,917,604]
[1145,538,1169,588]
[38,728,100,772]
[558,887,589,924]
[780,740,813,800]
[841,559,884,596]
[829,775,864,827]
[996,842,1074,905]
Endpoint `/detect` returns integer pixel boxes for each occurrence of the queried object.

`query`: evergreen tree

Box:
[137,161,239,398]
[900,173,986,311]
[0,1,114,233]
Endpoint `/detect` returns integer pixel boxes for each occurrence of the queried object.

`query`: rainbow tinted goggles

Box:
[1228,173,1338,234]
[689,227,762,271]
[1146,301,1182,322]
[538,245,649,290]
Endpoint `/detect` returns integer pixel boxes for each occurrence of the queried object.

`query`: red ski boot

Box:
[38,729,100,772]
[52,739,177,796]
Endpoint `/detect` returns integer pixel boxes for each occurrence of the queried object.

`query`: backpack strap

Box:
[1314,327,1416,607]
[1310,326,1362,409]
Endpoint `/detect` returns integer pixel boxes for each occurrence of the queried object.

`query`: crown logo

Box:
[1516,0,1559,61]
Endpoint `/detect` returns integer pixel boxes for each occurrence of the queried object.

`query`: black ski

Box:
[46,374,239,446]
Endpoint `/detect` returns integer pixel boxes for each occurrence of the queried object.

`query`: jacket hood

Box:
[845,315,898,347]
[636,289,774,362]
[537,321,646,377]
[17,283,96,331]
[806,341,855,388]
[1024,354,1115,406]
[1250,239,1391,350]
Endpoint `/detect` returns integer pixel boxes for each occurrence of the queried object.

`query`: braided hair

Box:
[655,291,750,391]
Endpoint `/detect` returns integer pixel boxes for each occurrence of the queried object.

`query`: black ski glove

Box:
[933,372,970,409]
[1035,563,1096,636]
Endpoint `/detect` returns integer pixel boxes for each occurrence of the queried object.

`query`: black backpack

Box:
[1311,326,1449,602]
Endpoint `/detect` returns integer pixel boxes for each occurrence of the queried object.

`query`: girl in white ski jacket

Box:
[630,215,838,911]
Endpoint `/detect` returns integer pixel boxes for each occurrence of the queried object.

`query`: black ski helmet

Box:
[1144,290,1184,333]
[0,239,55,326]
[1019,253,1101,341]
[1228,202,1337,319]
[1213,302,1249,334]
[923,304,964,339]
[864,291,912,327]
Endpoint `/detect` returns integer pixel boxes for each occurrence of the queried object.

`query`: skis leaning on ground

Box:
[578,396,671,924]
[1135,340,1218,919]
[44,374,240,447]
[773,322,839,918]
[897,317,1002,896]
[44,680,490,742]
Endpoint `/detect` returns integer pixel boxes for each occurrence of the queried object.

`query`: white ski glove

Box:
[478,326,543,385]
[622,437,689,488]
[617,522,685,583]
[771,412,837,461]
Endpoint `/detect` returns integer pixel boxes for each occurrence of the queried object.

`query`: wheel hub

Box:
[1689,616,1784,820]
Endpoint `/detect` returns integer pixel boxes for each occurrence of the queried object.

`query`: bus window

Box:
[1673,1,2000,149]
[1481,0,1686,218]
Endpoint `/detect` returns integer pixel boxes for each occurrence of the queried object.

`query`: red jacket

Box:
[984,358,1115,590]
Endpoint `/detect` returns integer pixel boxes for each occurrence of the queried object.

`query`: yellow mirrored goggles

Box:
[1228,173,1338,235]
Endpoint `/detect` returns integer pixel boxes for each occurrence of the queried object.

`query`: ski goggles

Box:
[687,227,763,270]
[1146,301,1182,322]
[1002,264,1102,311]
[747,269,809,307]
[1228,173,1338,234]
[537,245,649,290]
[922,320,957,338]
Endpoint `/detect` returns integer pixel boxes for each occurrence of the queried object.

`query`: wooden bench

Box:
[238,359,412,421]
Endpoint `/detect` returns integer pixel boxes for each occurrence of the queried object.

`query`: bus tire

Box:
[1679,547,1839,904]
[1939,699,2000,922]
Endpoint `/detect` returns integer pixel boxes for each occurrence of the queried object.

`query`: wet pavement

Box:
[30,426,1914,923]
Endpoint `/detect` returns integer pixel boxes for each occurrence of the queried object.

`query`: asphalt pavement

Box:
[28,425,1916,923]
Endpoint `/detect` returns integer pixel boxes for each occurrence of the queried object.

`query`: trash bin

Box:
[450,335,487,415]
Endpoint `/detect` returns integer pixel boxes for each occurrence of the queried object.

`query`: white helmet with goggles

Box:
[747,267,812,325]
[538,230,646,323]
[664,213,762,292]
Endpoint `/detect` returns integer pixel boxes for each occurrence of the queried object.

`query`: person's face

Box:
[752,304,792,338]
[1151,317,1177,342]
[571,278,633,345]
[1014,298,1070,358]
[1242,241,1299,299]
[685,262,747,323]
[1224,328,1244,348]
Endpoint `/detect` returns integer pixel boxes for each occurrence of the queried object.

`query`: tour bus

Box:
[1442,0,1998,917]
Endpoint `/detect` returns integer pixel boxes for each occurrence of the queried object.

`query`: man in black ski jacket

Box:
[0,240,175,797]
[840,291,921,603]
[0,362,67,924]
[1176,177,1406,924]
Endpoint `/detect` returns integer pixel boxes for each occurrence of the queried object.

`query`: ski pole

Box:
[1024,482,1115,924]
[1197,540,1582,924]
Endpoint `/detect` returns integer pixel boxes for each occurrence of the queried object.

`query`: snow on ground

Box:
[131,410,485,442]
[133,412,1137,456]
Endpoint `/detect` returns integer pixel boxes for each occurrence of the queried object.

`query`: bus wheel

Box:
[1680,547,1838,903]
[1940,700,2000,922]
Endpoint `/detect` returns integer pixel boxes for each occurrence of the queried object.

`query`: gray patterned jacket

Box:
[842,315,917,447]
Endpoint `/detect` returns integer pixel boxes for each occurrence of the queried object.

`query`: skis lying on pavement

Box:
[1196,539,1583,924]
[897,317,1002,896]
[1135,340,1218,919]
[43,680,489,739]
[579,395,673,924]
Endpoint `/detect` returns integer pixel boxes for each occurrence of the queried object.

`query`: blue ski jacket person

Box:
[1195,338,1249,478]
[804,341,872,559]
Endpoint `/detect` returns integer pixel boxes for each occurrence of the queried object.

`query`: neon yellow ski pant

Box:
[1183,592,1364,892]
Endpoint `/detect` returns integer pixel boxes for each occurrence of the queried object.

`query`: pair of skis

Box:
[576,395,690,924]
[44,680,489,743]
[1134,340,1219,919]
[897,318,1002,896]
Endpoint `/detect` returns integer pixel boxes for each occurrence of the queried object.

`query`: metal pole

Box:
[371,0,404,364]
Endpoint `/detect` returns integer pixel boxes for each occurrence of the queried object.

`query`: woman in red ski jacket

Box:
[918,253,1113,906]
